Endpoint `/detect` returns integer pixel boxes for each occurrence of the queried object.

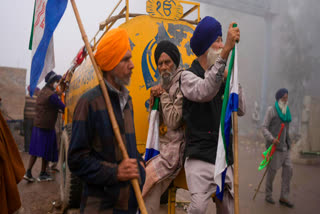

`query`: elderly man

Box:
[262,88,294,208]
[180,16,246,213]
[68,28,145,214]
[142,40,185,213]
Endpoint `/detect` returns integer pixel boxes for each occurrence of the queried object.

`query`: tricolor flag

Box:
[145,97,160,162]
[214,44,239,201]
[29,0,68,96]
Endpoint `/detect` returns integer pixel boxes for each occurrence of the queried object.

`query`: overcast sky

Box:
[0,0,148,86]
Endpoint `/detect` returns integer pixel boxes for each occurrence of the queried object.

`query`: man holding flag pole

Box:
[180,16,246,214]
[142,40,186,213]
[262,88,294,208]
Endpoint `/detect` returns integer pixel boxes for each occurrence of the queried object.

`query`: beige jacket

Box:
[142,68,185,197]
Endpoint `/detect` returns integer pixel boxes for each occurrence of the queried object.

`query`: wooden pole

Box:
[70,1,147,213]
[232,112,239,214]
[125,0,129,22]
[253,162,270,200]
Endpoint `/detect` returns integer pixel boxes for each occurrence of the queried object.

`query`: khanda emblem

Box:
[147,0,183,20]
[163,0,173,16]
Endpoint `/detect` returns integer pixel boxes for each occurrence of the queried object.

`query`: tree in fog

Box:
[277,0,320,135]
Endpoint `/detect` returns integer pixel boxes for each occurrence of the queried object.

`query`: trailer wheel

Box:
[59,125,82,211]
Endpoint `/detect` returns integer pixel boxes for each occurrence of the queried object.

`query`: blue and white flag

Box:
[214,44,239,200]
[145,97,160,162]
[29,0,68,96]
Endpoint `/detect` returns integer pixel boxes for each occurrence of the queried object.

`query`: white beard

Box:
[278,100,288,114]
[207,47,222,68]
[160,70,172,89]
[111,70,131,87]
[160,65,176,91]
[114,75,130,87]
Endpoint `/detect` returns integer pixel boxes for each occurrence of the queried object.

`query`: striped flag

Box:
[214,44,239,201]
[144,97,160,162]
[29,0,68,96]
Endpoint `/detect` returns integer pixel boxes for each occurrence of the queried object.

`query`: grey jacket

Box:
[262,106,292,151]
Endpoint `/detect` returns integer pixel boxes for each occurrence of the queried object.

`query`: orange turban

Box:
[95,28,131,71]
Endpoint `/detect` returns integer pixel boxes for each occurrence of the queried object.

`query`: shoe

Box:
[265,197,275,204]
[37,172,54,182]
[23,172,35,182]
[279,198,294,208]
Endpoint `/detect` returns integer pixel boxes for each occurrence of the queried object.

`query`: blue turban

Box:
[275,88,288,101]
[190,16,222,57]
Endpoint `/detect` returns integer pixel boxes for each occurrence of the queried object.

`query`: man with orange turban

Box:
[68,28,145,214]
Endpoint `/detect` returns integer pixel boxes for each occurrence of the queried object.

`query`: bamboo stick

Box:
[125,0,129,22]
[70,1,147,213]
[253,163,270,200]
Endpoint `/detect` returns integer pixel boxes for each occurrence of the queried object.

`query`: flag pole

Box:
[253,123,285,200]
[70,1,147,213]
[253,163,270,200]
[231,23,240,214]
[232,112,239,214]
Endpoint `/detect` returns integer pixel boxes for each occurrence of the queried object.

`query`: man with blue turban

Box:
[180,16,246,213]
[262,88,294,208]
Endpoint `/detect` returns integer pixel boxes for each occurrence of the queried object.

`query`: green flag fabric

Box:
[258,144,273,171]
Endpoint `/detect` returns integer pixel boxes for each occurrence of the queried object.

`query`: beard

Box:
[111,70,131,87]
[160,70,172,89]
[160,65,176,91]
[278,100,288,114]
[207,47,223,68]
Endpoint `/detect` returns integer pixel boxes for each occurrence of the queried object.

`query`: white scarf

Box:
[278,100,288,115]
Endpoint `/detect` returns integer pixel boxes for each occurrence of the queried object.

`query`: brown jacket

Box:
[34,86,59,130]
[0,111,25,214]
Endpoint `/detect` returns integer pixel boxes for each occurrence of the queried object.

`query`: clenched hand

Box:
[221,22,240,60]
[117,159,139,181]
